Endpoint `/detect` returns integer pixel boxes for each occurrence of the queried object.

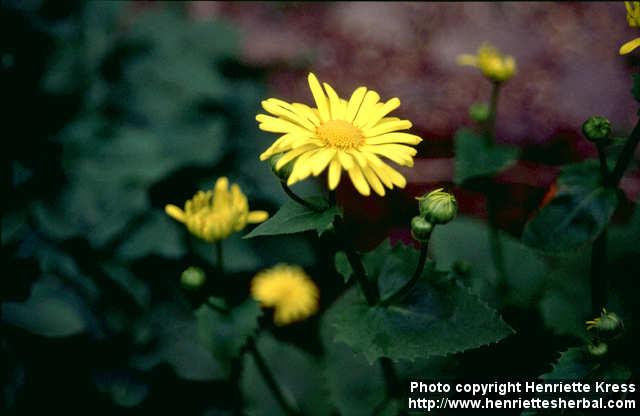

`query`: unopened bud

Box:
[268,153,294,182]
[586,308,622,332]
[416,188,457,225]
[582,116,611,144]
[411,216,433,242]
[587,342,608,357]
[181,266,206,289]
[469,102,490,123]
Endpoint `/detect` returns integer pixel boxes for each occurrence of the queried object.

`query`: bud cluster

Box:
[411,188,457,242]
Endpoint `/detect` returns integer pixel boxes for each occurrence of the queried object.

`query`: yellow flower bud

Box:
[457,42,516,83]
[165,177,268,243]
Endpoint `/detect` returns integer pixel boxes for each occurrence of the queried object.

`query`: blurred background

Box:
[2,1,639,415]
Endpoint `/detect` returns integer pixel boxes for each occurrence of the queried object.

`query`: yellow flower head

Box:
[251,264,319,326]
[165,177,268,243]
[457,42,516,83]
[257,73,422,197]
[620,2,640,54]
[586,308,622,332]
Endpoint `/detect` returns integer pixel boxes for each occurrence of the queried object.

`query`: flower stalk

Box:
[381,242,429,306]
[247,336,300,416]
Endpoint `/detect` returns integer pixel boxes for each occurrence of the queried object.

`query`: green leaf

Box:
[102,264,151,309]
[454,128,518,184]
[540,347,631,381]
[130,302,226,381]
[244,197,341,238]
[324,241,513,363]
[116,211,185,261]
[196,298,262,377]
[431,216,548,309]
[241,333,331,416]
[93,371,149,408]
[334,252,353,283]
[523,161,620,252]
[2,278,86,337]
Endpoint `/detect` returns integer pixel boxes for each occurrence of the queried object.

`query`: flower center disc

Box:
[316,120,364,149]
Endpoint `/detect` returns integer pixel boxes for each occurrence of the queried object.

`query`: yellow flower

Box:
[457,42,516,83]
[586,308,622,331]
[620,2,640,54]
[257,73,422,197]
[165,177,268,243]
[251,264,319,326]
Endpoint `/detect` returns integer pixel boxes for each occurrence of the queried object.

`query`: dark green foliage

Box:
[454,128,518,184]
[523,161,620,252]
[244,197,341,238]
[324,240,513,363]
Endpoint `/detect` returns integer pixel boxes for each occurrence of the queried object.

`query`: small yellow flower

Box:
[165,177,268,243]
[251,264,319,326]
[457,42,516,83]
[257,73,422,197]
[620,2,640,54]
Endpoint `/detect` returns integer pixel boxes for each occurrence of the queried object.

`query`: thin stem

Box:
[608,117,640,187]
[590,229,607,317]
[485,81,502,143]
[333,216,379,306]
[381,241,429,306]
[486,191,507,292]
[247,337,299,416]
[380,357,402,399]
[215,240,224,275]
[596,143,609,181]
[280,182,323,212]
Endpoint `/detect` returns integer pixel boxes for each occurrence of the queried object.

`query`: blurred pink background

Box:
[185,2,640,240]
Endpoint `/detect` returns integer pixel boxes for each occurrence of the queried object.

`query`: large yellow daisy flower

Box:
[256,73,422,197]
[251,264,319,326]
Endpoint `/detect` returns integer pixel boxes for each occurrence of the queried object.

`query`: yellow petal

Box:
[365,132,423,145]
[328,158,342,190]
[165,204,186,222]
[261,99,317,131]
[456,54,478,67]
[307,73,330,122]
[363,98,401,129]
[353,90,381,128]
[345,87,367,123]
[291,103,321,126]
[363,119,412,137]
[310,148,337,176]
[620,37,640,55]
[323,82,345,120]
[256,114,316,136]
[276,144,318,170]
[362,166,386,196]
[248,211,269,223]
[347,165,371,196]
[337,150,354,170]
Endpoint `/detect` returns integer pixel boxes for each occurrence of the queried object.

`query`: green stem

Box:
[485,81,502,143]
[280,182,323,212]
[381,241,429,306]
[596,143,609,181]
[333,216,379,306]
[215,240,224,275]
[247,337,299,416]
[486,191,507,292]
[590,229,607,317]
[379,356,403,401]
[608,117,640,187]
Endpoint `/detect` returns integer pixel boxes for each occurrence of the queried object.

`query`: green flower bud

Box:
[268,153,295,182]
[416,188,457,224]
[469,102,490,123]
[587,342,608,357]
[181,266,206,289]
[582,116,611,144]
[411,216,433,242]
[586,308,622,332]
